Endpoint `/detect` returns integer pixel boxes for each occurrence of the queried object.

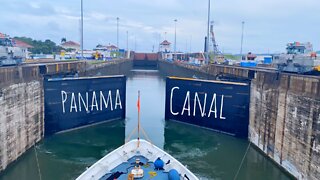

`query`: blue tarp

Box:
[240,61,257,67]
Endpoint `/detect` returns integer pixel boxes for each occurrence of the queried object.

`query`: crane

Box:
[210,21,224,64]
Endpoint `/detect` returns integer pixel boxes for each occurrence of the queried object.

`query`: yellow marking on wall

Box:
[169,76,248,86]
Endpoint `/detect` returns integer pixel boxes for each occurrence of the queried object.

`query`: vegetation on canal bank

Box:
[14,36,63,54]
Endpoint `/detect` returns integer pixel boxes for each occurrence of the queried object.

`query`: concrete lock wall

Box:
[158,60,217,80]
[0,61,88,172]
[0,60,133,172]
[250,72,320,180]
[0,66,44,172]
[0,81,44,171]
[82,59,133,77]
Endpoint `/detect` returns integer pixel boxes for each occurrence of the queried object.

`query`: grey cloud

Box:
[1,0,319,53]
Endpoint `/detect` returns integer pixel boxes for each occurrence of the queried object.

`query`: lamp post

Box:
[190,35,192,53]
[126,31,129,58]
[116,17,119,53]
[174,19,177,61]
[134,36,136,52]
[158,33,161,52]
[240,21,245,57]
[80,0,84,59]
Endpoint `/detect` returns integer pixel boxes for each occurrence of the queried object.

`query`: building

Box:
[246,52,257,60]
[0,32,32,60]
[12,39,33,58]
[0,32,9,40]
[60,41,80,51]
[94,44,118,52]
[286,42,313,54]
[159,40,171,53]
[107,45,118,52]
[93,44,122,59]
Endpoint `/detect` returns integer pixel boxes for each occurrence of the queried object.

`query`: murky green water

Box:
[0,69,293,180]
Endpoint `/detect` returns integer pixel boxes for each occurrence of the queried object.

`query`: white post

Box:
[174,19,177,61]
[240,21,245,56]
[126,31,129,58]
[117,17,120,57]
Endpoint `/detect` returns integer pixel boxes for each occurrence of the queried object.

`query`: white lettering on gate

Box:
[91,91,98,111]
[181,91,191,116]
[100,90,113,111]
[61,91,67,113]
[78,92,89,112]
[220,95,226,119]
[70,92,78,112]
[60,89,122,113]
[208,93,217,118]
[193,92,207,117]
[170,87,179,115]
[115,89,122,109]
[169,86,226,120]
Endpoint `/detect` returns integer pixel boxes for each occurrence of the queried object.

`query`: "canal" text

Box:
[170,86,226,119]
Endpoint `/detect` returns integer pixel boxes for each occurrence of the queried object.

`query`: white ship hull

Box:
[76,139,198,180]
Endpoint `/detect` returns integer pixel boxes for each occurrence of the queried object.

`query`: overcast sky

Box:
[0,0,319,54]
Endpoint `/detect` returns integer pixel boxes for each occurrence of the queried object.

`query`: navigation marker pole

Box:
[117,17,120,57]
[137,91,141,147]
[174,19,177,61]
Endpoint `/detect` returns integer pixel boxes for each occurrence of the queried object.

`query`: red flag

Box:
[137,92,140,112]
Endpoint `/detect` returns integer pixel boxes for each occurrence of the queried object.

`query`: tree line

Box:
[14,37,64,54]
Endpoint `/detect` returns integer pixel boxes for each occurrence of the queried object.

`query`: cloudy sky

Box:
[0,0,319,53]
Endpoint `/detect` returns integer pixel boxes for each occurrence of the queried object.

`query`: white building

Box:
[12,39,33,59]
[159,40,171,53]
[60,41,80,51]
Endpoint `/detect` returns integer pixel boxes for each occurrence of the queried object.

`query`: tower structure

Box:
[210,21,221,55]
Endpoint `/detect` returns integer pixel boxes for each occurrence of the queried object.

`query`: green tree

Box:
[61,37,66,44]
[14,36,64,54]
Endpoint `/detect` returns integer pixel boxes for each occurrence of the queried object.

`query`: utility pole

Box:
[185,39,188,53]
[240,21,245,56]
[126,31,129,58]
[80,0,84,59]
[190,35,192,53]
[174,19,177,61]
[158,33,161,52]
[134,36,137,52]
[116,17,119,54]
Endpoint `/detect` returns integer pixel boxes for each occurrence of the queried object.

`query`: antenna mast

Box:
[137,91,141,147]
